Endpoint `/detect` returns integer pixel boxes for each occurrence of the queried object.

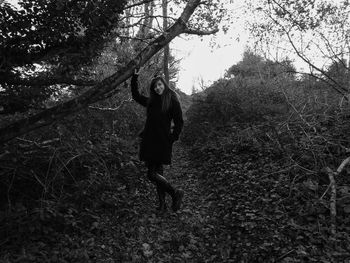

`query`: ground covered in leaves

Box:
[1,143,350,262]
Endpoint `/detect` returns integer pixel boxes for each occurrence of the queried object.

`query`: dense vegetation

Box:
[182,50,350,261]
[1,0,350,261]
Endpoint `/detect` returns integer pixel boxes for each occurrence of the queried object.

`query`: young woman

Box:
[131,69,184,212]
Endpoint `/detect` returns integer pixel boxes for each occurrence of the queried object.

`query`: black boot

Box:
[148,168,179,211]
[153,173,183,212]
[172,189,184,212]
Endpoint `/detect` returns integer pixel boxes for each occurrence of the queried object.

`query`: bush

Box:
[184,68,350,187]
[182,76,289,145]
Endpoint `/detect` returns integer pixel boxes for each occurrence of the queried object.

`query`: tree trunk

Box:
[163,0,170,85]
[0,0,200,145]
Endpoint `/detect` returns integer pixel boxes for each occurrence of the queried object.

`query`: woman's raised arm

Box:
[131,72,148,107]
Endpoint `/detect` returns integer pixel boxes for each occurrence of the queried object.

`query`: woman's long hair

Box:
[148,76,178,113]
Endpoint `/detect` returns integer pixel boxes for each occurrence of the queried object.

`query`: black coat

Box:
[131,74,184,164]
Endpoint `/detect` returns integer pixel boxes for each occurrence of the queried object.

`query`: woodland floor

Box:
[1,143,350,262]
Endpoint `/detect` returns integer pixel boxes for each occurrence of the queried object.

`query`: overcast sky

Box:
[171,28,249,94]
[171,2,249,94]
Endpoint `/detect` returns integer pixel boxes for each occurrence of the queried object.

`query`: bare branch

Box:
[124,0,154,10]
[183,28,219,35]
[325,157,350,237]
[336,157,350,174]
[266,13,348,96]
[325,167,337,236]
[89,99,133,111]
[284,30,347,94]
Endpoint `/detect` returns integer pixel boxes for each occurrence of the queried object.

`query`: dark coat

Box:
[131,74,183,165]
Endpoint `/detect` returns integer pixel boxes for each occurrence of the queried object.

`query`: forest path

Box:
[94,143,297,262]
[2,142,341,262]
[98,143,216,262]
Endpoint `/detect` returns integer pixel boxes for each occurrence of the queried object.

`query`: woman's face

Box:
[154,80,165,95]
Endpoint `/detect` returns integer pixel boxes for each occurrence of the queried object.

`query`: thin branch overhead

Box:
[124,0,154,10]
[183,28,219,35]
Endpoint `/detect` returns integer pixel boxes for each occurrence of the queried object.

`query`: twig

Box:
[319,183,331,200]
[325,156,350,236]
[325,167,337,236]
[336,157,350,174]
[7,168,16,211]
[276,249,295,262]
[124,0,153,10]
[17,137,41,148]
[43,148,58,200]
[89,98,132,112]
[55,154,82,184]
[31,170,47,192]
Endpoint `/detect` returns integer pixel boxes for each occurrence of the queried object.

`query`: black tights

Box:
[146,163,176,201]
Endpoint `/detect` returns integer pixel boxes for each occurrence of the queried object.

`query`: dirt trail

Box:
[2,142,342,262]
[93,143,294,263]
[101,143,215,262]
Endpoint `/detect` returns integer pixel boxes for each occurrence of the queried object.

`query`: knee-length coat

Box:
[131,74,184,165]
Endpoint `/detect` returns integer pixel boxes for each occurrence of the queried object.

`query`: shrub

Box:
[182,75,290,145]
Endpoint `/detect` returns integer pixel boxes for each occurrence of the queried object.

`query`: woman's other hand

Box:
[134,68,140,75]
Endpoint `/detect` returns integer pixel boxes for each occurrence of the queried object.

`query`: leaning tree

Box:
[0,0,227,144]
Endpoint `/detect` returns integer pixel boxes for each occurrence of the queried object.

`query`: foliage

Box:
[187,133,350,262]
[0,83,57,114]
[0,0,127,115]
[184,50,350,170]
[0,1,196,255]
[183,52,291,145]
[0,81,147,254]
[183,48,350,261]
[226,49,296,80]
[326,58,350,89]
[1,0,127,70]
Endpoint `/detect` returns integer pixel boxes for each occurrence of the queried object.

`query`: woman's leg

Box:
[156,185,166,211]
[146,163,184,212]
[154,165,166,211]
[147,163,174,195]
[146,163,169,211]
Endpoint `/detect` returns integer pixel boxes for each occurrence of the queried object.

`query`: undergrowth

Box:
[0,105,144,261]
[182,72,350,261]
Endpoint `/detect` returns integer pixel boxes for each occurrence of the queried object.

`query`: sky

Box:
[171,0,347,95]
[171,32,248,94]
[171,2,249,94]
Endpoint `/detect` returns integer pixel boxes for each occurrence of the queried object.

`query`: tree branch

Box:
[183,28,219,35]
[325,157,350,237]
[89,99,132,111]
[124,0,154,10]
[267,13,348,96]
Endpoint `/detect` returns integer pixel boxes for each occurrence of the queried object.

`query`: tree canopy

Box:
[225,50,295,80]
[1,0,127,82]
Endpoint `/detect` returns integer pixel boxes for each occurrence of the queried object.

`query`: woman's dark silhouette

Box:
[131,69,184,212]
